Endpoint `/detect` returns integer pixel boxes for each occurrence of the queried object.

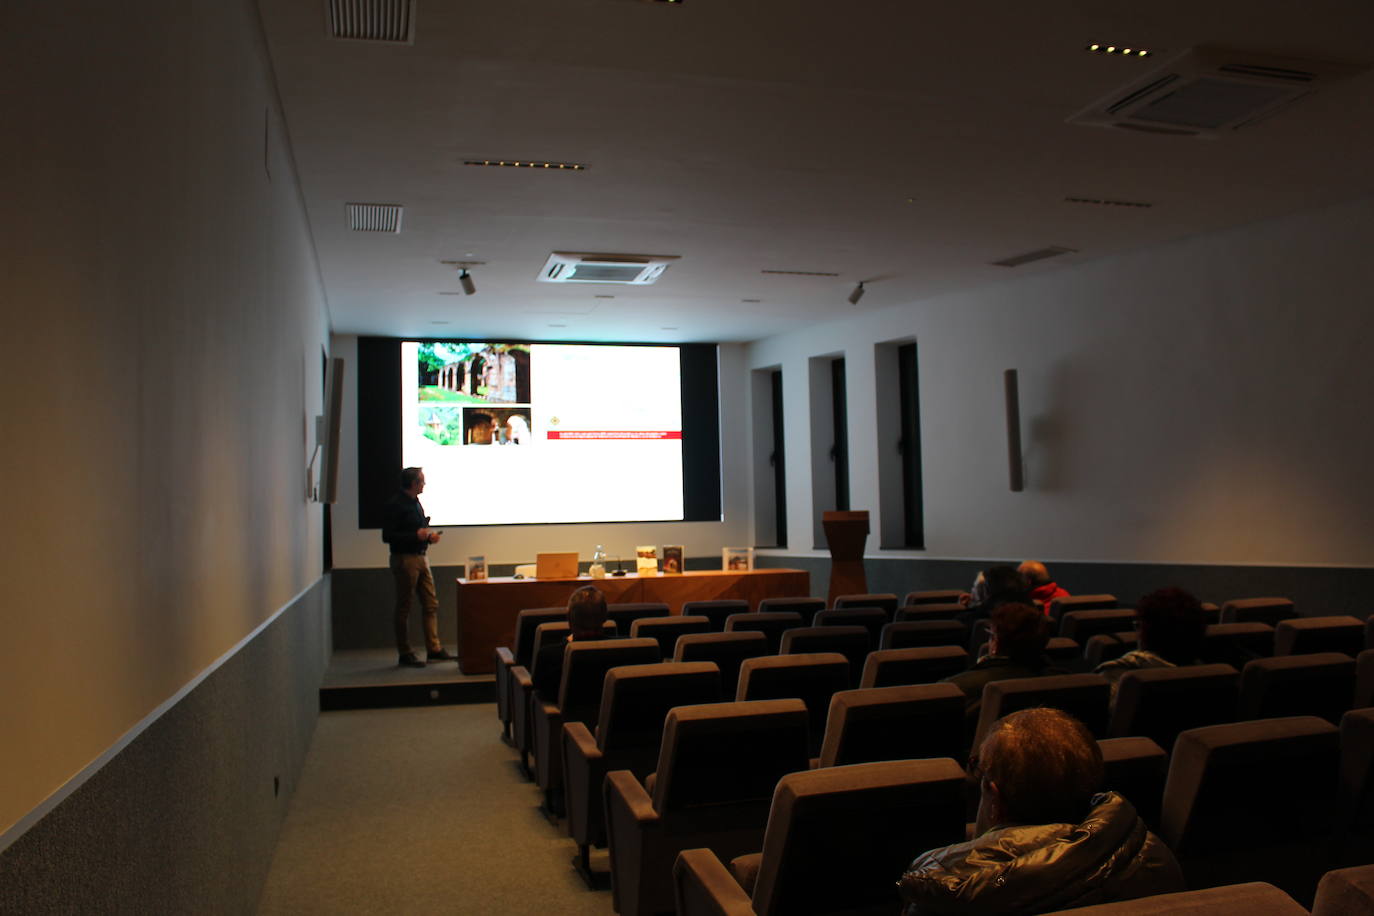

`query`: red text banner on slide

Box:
[546,431,682,439]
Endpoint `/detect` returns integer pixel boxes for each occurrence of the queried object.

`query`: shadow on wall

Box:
[1025,358,1079,493]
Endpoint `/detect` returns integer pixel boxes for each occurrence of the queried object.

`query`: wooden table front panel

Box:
[456,568,810,674]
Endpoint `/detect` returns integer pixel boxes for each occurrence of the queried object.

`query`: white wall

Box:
[0,0,331,837]
[329,337,751,568]
[747,196,1374,568]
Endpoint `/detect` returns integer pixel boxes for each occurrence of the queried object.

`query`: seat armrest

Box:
[605,768,662,915]
[606,769,656,823]
[532,699,565,791]
[674,847,755,916]
[564,721,601,762]
[563,722,604,844]
[494,648,516,722]
[511,666,535,759]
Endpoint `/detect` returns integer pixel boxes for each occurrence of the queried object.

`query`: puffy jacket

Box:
[897,792,1183,915]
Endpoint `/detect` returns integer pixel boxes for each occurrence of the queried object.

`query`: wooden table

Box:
[455,568,810,674]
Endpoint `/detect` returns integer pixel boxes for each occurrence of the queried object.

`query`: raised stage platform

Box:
[320,649,495,710]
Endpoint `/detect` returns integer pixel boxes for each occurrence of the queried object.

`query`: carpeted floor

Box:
[257,704,614,915]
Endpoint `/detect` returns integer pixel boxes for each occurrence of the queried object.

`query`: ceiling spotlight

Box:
[848,282,866,306]
[459,269,476,296]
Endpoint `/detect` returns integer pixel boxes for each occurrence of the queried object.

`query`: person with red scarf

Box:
[1018,561,1068,610]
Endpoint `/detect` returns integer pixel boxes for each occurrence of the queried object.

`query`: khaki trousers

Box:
[391,553,440,654]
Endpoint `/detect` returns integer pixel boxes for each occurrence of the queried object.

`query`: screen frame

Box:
[356,336,721,528]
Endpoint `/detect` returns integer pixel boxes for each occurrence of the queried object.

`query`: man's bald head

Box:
[1018,561,1051,586]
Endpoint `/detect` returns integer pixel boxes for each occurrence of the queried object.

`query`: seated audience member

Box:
[1018,560,1069,609]
[898,708,1184,914]
[956,565,1031,626]
[956,570,988,609]
[532,585,609,700]
[943,603,1055,720]
[1094,587,1206,699]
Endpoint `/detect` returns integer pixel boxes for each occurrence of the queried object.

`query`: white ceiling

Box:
[257,0,1374,343]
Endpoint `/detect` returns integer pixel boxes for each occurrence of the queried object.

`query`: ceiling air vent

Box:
[1069,46,1366,137]
[538,252,679,285]
[327,0,415,43]
[347,203,403,232]
[990,246,1076,268]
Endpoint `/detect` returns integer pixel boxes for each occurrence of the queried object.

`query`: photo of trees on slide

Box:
[418,342,533,446]
[417,342,530,403]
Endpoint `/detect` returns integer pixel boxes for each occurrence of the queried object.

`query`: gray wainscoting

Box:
[0,576,331,914]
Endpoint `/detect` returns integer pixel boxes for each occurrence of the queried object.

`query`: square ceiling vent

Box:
[1069,46,1365,137]
[538,252,679,285]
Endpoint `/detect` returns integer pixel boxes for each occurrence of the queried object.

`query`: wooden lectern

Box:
[822,510,869,605]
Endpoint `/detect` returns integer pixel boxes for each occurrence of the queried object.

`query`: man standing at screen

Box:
[383,466,453,667]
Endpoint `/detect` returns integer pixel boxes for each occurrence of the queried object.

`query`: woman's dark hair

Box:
[1135,587,1206,665]
[981,564,1030,606]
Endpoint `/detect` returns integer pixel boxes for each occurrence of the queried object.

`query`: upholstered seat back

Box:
[779,627,870,687]
[832,593,898,617]
[903,589,964,606]
[816,684,964,768]
[1110,664,1239,751]
[895,603,965,622]
[1220,597,1296,627]
[974,673,1111,747]
[1162,716,1339,900]
[757,597,825,625]
[630,615,712,659]
[813,608,888,647]
[880,619,969,651]
[653,700,810,813]
[681,599,750,631]
[512,607,569,668]
[860,646,968,688]
[607,601,670,633]
[1084,631,1138,667]
[1047,594,1118,621]
[557,638,661,726]
[1059,608,1138,642]
[596,662,723,762]
[1200,622,1275,668]
[737,653,851,756]
[750,759,967,916]
[1239,652,1356,724]
[725,611,805,654]
[1275,616,1364,657]
[1099,736,1168,833]
[675,631,770,698]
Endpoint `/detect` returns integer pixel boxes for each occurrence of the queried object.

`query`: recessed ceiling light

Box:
[1064,196,1153,208]
[761,269,841,277]
[463,159,588,171]
[1087,42,1152,58]
[990,246,1077,268]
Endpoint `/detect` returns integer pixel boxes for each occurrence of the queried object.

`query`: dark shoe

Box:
[398,652,426,668]
[427,648,456,663]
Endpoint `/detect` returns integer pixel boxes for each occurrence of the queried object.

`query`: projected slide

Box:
[401,341,685,525]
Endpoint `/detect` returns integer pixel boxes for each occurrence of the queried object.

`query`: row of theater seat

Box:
[492,595,1374,914]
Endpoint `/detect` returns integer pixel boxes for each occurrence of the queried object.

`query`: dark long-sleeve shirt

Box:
[382,491,429,555]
